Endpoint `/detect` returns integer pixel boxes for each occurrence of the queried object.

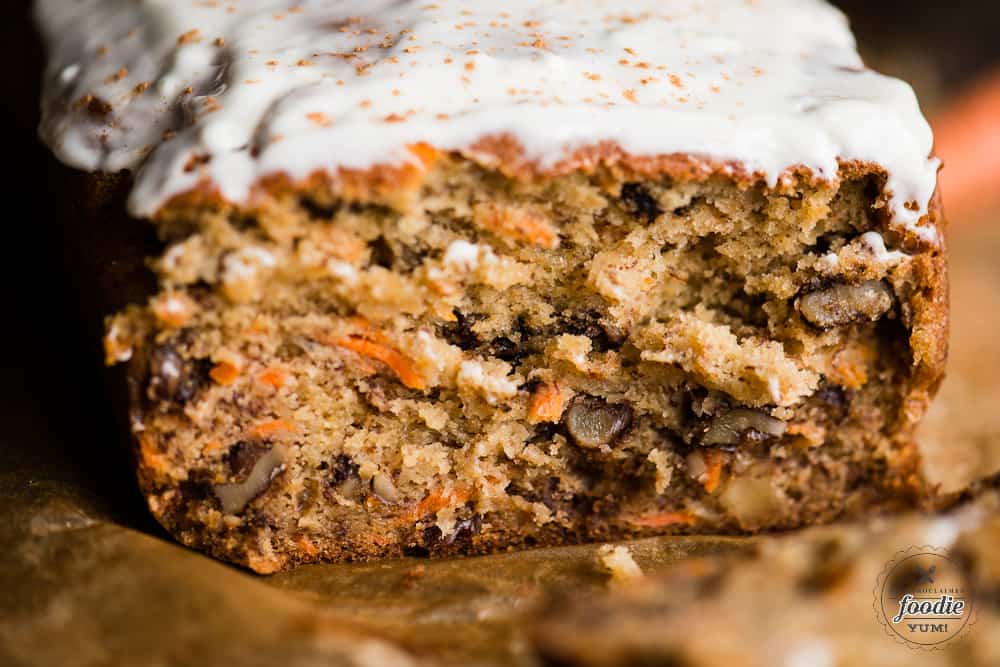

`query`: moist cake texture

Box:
[36,0,947,572]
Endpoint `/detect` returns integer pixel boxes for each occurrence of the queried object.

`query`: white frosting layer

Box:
[36,0,938,236]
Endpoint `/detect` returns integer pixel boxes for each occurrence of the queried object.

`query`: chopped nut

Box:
[646,449,674,494]
[213,445,285,514]
[620,182,662,222]
[597,544,643,582]
[220,246,277,303]
[372,471,401,503]
[719,476,786,531]
[456,359,519,405]
[699,408,786,448]
[565,396,632,448]
[797,280,893,328]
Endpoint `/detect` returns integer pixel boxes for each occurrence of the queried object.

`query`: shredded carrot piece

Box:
[251,418,296,438]
[257,367,289,390]
[332,336,426,390]
[475,203,559,249]
[406,142,438,169]
[398,487,472,523]
[138,435,169,474]
[528,381,567,423]
[201,440,223,456]
[831,354,868,389]
[209,361,241,386]
[418,487,470,516]
[629,511,697,529]
[296,535,319,557]
[701,449,723,494]
[247,315,270,334]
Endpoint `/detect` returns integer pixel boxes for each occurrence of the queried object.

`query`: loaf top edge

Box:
[35,0,938,239]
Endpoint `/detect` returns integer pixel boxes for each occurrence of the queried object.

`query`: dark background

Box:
[2,0,998,532]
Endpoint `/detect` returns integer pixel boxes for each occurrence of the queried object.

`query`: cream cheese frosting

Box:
[36,0,939,238]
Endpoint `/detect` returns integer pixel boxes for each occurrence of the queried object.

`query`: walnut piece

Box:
[798,280,893,328]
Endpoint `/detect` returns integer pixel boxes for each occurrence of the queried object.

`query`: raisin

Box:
[620,182,663,222]
[490,336,525,363]
[439,310,482,350]
[565,396,633,448]
[397,240,428,271]
[659,428,693,457]
[367,236,394,269]
[225,211,257,233]
[177,476,214,503]
[147,342,210,404]
[410,528,437,557]
[328,454,359,486]
[300,196,340,220]
[815,384,848,415]
[446,515,482,546]
[224,441,271,478]
[561,311,621,352]
[507,476,567,513]
[695,409,786,448]
[529,421,563,444]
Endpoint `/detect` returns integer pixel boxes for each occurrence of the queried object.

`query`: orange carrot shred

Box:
[399,487,471,523]
[209,361,241,386]
[476,204,559,248]
[201,440,223,455]
[332,336,426,390]
[528,381,566,423]
[296,535,319,557]
[418,487,469,515]
[701,449,723,494]
[257,367,289,389]
[406,142,438,169]
[251,418,296,438]
[138,435,169,474]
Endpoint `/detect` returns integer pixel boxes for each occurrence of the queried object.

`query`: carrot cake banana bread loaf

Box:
[36,0,947,573]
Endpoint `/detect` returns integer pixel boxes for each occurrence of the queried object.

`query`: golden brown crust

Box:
[156,136,938,234]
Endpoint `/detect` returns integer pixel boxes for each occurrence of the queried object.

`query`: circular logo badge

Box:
[874,546,976,650]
